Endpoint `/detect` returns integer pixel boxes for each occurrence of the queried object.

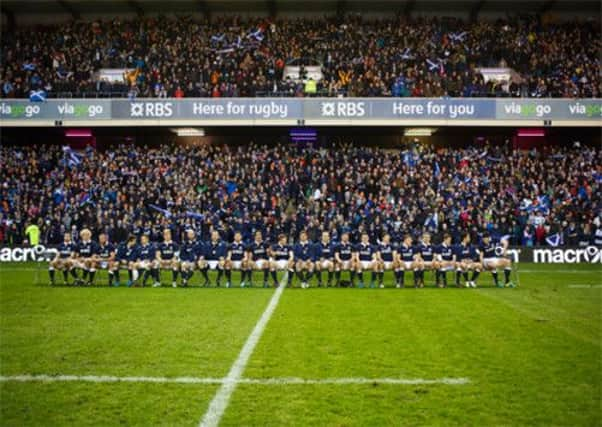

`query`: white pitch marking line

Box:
[0,374,471,386]
[568,284,602,288]
[199,273,288,427]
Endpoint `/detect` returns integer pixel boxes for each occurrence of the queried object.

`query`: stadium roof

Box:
[1,0,600,20]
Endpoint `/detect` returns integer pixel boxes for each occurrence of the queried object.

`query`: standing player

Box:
[245,231,270,288]
[376,234,397,288]
[455,233,481,288]
[396,234,418,288]
[355,232,378,288]
[115,235,139,287]
[179,229,198,287]
[314,231,335,287]
[134,234,158,287]
[269,233,294,287]
[294,231,314,288]
[480,233,514,288]
[334,233,355,287]
[156,229,179,287]
[94,233,117,286]
[434,233,455,288]
[203,231,227,287]
[49,232,76,285]
[414,232,438,288]
[225,232,246,288]
[74,228,99,286]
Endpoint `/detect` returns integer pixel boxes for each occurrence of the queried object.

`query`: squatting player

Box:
[376,234,398,288]
[74,228,99,286]
[480,233,515,288]
[49,232,77,285]
[355,232,378,288]
[314,231,335,287]
[156,229,179,287]
[294,231,314,288]
[335,232,355,287]
[244,231,270,288]
[225,232,246,288]
[94,233,117,286]
[269,233,294,287]
[455,233,481,288]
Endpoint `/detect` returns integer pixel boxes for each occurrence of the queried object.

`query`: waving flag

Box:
[400,47,412,60]
[448,31,468,42]
[545,233,561,247]
[434,161,441,177]
[426,58,441,72]
[246,28,264,41]
[29,90,47,102]
[62,146,82,167]
[149,204,172,218]
[186,211,205,220]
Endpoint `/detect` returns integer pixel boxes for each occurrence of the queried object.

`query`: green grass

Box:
[1,262,601,426]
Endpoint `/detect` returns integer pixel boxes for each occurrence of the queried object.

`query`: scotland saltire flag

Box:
[23,62,36,71]
[186,211,205,220]
[29,90,47,102]
[434,161,441,177]
[62,146,82,167]
[149,204,172,218]
[545,233,561,247]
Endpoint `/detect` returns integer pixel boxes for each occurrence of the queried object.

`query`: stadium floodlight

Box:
[404,128,437,136]
[170,128,205,137]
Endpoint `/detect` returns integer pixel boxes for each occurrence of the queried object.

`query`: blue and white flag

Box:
[400,47,412,60]
[545,233,561,247]
[246,28,264,41]
[23,62,36,71]
[210,33,226,43]
[448,31,468,42]
[426,58,441,72]
[29,90,46,102]
[434,161,441,177]
[62,146,82,167]
[186,211,205,220]
[149,204,172,218]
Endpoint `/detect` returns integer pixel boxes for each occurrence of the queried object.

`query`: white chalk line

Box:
[198,272,288,427]
[0,374,470,386]
[567,284,602,288]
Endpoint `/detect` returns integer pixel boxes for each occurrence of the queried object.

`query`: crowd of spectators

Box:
[1,14,600,99]
[1,141,600,248]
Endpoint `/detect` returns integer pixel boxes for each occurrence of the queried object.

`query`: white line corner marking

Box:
[199,275,288,427]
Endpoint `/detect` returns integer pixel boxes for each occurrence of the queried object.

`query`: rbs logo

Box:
[321,102,365,117]
[130,102,174,117]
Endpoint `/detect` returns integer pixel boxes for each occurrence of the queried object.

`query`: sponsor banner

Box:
[0,245,57,262]
[507,246,602,264]
[1,245,600,264]
[0,98,600,123]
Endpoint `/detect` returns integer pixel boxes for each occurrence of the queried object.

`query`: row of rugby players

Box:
[49,227,515,288]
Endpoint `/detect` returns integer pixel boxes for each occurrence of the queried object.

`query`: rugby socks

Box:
[216,269,224,286]
[350,271,356,287]
[108,270,114,286]
[287,269,294,286]
[70,268,78,279]
[463,271,469,282]
[88,269,96,285]
[62,270,69,283]
[270,270,278,285]
[201,268,209,285]
[492,270,499,286]
[504,268,511,284]
[441,271,447,287]
[370,271,377,287]
[413,270,419,287]
[49,267,55,283]
[263,269,269,286]
[172,268,178,282]
[471,271,480,282]
[455,270,462,286]
[335,270,341,286]
[317,270,323,286]
[327,271,333,286]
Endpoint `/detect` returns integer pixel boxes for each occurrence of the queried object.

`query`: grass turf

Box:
[1,262,600,426]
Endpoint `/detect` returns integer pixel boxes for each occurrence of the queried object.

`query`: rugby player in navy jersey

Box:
[480,233,514,288]
[203,231,228,287]
[455,233,481,288]
[294,231,314,288]
[314,231,335,287]
[93,233,117,286]
[434,233,455,288]
[355,232,379,288]
[49,232,76,285]
[115,235,139,287]
[74,228,99,286]
[225,232,245,288]
[397,234,418,288]
[415,232,438,288]
[334,233,355,287]
[269,233,294,287]
[376,234,398,288]
[134,234,158,287]
[179,229,199,287]
[156,229,179,288]
[245,231,270,288]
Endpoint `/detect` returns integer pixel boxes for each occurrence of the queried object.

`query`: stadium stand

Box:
[0,142,600,247]
[1,15,600,99]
